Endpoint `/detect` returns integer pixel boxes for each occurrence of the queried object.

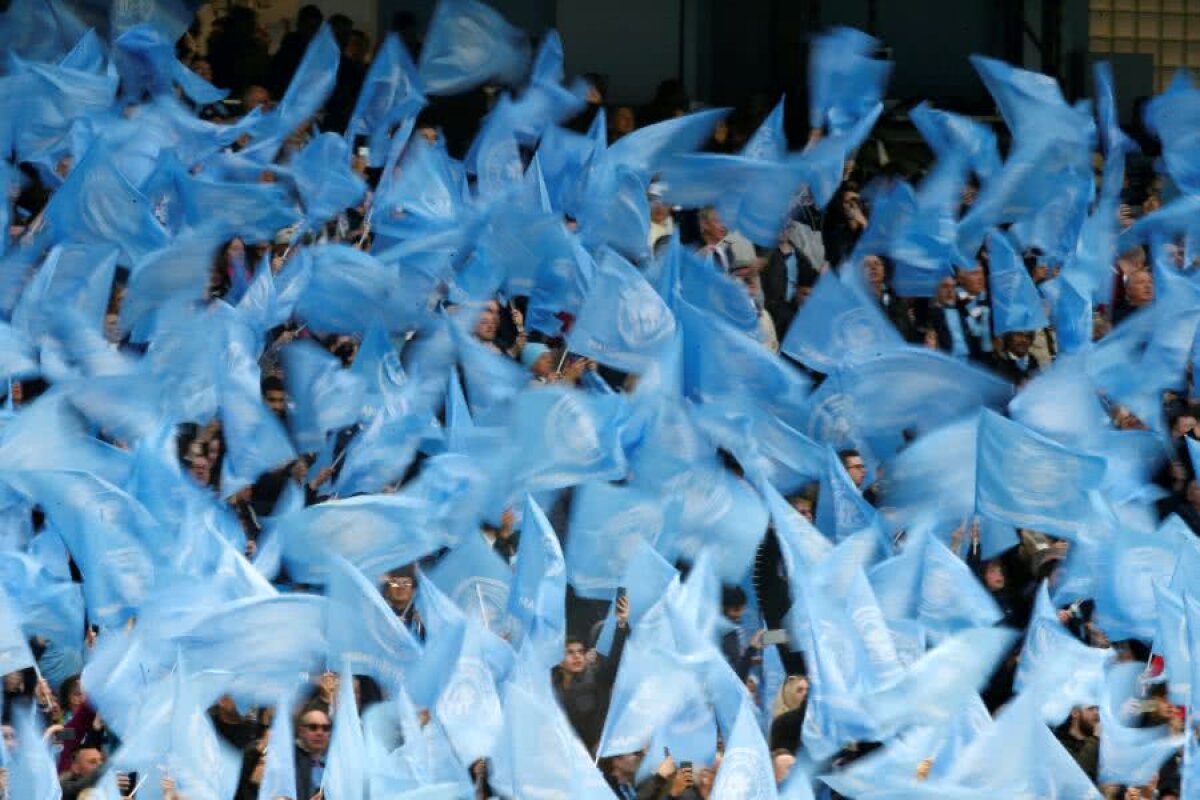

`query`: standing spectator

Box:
[293,707,332,800]
[553,594,630,753]
[268,5,325,98]
[207,7,271,95]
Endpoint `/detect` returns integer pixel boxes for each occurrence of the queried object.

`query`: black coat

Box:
[552,622,629,753]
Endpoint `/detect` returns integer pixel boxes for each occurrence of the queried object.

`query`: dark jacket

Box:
[988,349,1041,385]
[294,744,325,800]
[552,622,629,753]
[926,301,989,360]
[760,248,818,340]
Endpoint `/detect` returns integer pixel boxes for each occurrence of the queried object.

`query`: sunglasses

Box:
[302,723,332,732]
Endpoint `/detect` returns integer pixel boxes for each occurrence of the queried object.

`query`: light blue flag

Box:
[868,626,1019,736]
[464,94,526,199]
[377,137,468,236]
[449,320,528,421]
[217,377,297,498]
[577,156,652,262]
[326,555,423,691]
[119,228,229,337]
[507,494,566,664]
[8,58,117,163]
[811,526,885,602]
[677,299,810,413]
[780,268,905,372]
[815,446,877,542]
[882,155,970,298]
[650,462,769,583]
[294,244,408,336]
[281,340,366,453]
[278,494,445,585]
[567,247,677,373]
[836,348,1010,460]
[324,659,368,800]
[916,536,1003,643]
[844,570,904,689]
[880,414,978,528]
[598,639,702,757]
[910,101,1001,181]
[419,0,529,95]
[1094,515,1196,642]
[1064,150,1123,307]
[0,0,89,63]
[0,550,84,651]
[509,385,628,492]
[794,582,880,760]
[256,695,298,800]
[8,470,155,628]
[1099,661,1186,786]
[1014,602,1109,724]
[0,322,38,383]
[677,250,760,336]
[0,588,34,677]
[276,23,340,138]
[711,701,779,800]
[433,619,505,766]
[986,230,1049,335]
[12,243,119,339]
[934,691,1102,799]
[1007,353,1107,447]
[174,171,300,245]
[166,653,243,800]
[1144,73,1200,194]
[426,531,513,632]
[608,107,730,175]
[1152,582,1190,705]
[974,409,1106,539]
[114,24,227,105]
[593,537,678,656]
[1094,61,1133,156]
[335,403,436,497]
[523,224,595,336]
[347,33,426,168]
[43,140,169,263]
[642,696,719,777]
[971,54,1094,148]
[761,480,833,574]
[809,27,892,136]
[288,132,368,227]
[9,707,61,800]
[565,481,673,599]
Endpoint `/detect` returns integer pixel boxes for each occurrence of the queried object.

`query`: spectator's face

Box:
[784,675,809,708]
[958,268,985,296]
[1127,270,1154,306]
[384,574,414,609]
[1078,705,1099,734]
[65,682,84,712]
[73,747,104,777]
[723,604,745,625]
[788,496,813,521]
[243,86,271,114]
[983,560,1005,591]
[1006,332,1033,357]
[650,200,670,224]
[699,211,727,244]
[613,107,635,135]
[862,255,885,287]
[298,710,332,755]
[561,642,587,674]
[841,454,867,487]
[264,389,287,418]
[935,276,957,306]
[474,302,500,342]
[530,350,556,380]
[1,725,13,753]
[612,752,640,778]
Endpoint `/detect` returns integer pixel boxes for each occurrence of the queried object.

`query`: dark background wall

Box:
[371,0,1153,127]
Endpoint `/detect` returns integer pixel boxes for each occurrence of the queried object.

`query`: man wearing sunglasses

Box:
[294,708,332,800]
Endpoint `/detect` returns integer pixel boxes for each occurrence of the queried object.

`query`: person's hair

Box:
[298,4,323,26]
[771,674,808,718]
[721,585,747,610]
[564,635,585,650]
[261,375,285,395]
[837,448,861,463]
[58,674,82,710]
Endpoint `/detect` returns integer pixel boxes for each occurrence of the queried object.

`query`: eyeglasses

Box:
[302,723,332,732]
[387,579,414,589]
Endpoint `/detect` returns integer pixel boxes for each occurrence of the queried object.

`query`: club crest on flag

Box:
[716,747,770,800]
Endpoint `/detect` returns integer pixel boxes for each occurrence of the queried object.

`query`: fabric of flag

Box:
[780,269,906,372]
[809,27,892,136]
[419,0,530,95]
[974,410,1106,539]
[986,230,1049,335]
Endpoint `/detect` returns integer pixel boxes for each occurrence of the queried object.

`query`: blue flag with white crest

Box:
[1094,515,1196,642]
[711,700,779,800]
[916,535,1003,643]
[347,33,426,167]
[814,447,877,542]
[324,659,368,800]
[509,385,628,492]
[326,555,423,691]
[1099,661,1186,785]
[566,481,674,600]
[419,0,530,95]
[593,537,678,656]
[910,102,1001,180]
[598,639,701,758]
[281,340,366,453]
[780,269,905,372]
[568,247,677,373]
[1144,71,1200,194]
[974,410,1105,539]
[507,494,566,664]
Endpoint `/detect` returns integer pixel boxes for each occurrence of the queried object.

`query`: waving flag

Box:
[986,230,1049,335]
[347,33,426,167]
[419,0,530,95]
[507,494,566,664]
[598,640,700,758]
[814,447,876,541]
[327,556,423,691]
[910,102,1001,181]
[974,410,1106,538]
[1099,661,1186,785]
[711,701,779,800]
[324,659,368,800]
[275,23,341,137]
[566,481,673,599]
[567,247,677,373]
[781,269,905,372]
[1144,72,1200,194]
[289,132,368,227]
[509,386,628,492]
[281,340,366,453]
[809,27,892,136]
